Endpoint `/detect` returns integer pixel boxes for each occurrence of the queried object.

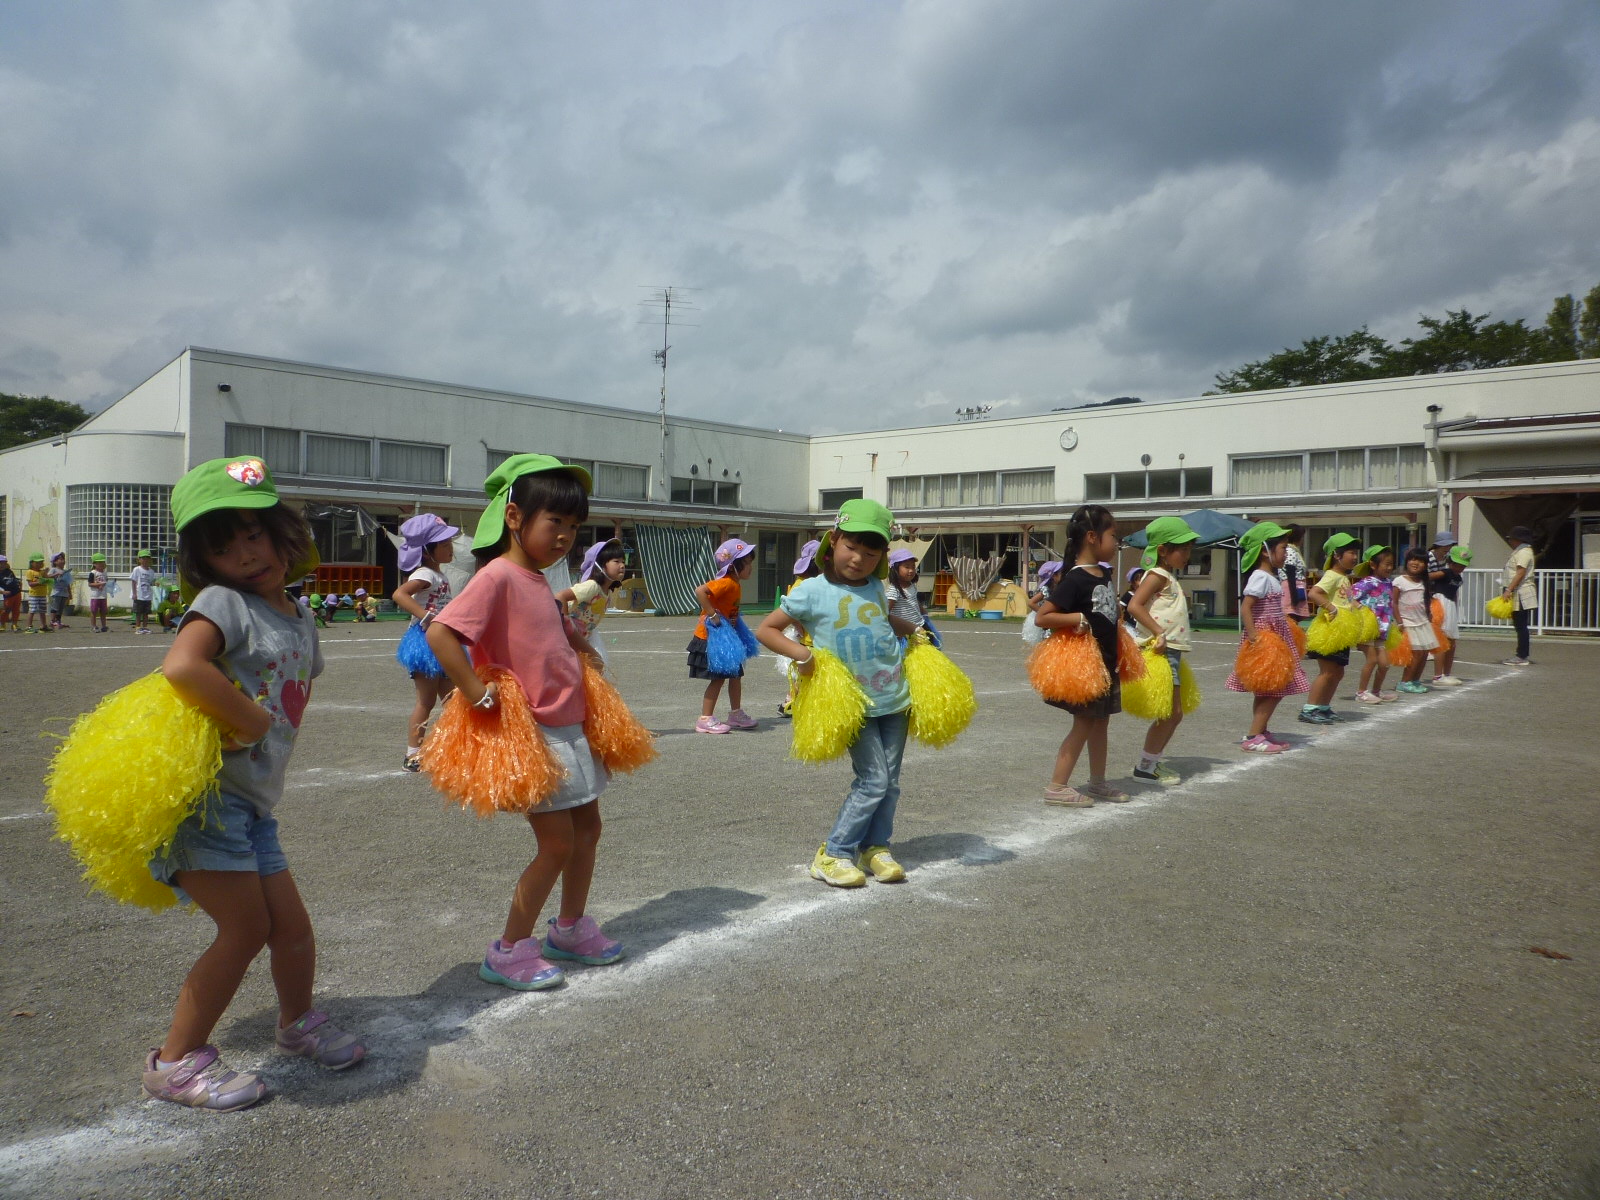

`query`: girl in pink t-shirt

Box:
[427,454,623,992]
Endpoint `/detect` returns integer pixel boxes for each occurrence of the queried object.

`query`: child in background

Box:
[757,499,919,887]
[1036,505,1126,806]
[320,592,340,625]
[25,555,51,633]
[884,549,933,637]
[688,539,758,733]
[308,593,327,627]
[1393,547,1440,693]
[143,456,364,1112]
[557,538,627,665]
[1429,541,1469,685]
[352,589,378,622]
[131,551,157,634]
[1119,567,1146,635]
[1,556,24,631]
[392,513,460,773]
[1350,546,1396,704]
[87,553,110,632]
[48,552,73,629]
[1225,522,1307,752]
[1029,560,1063,613]
[427,454,622,990]
[1125,516,1200,784]
[775,539,821,718]
[1300,533,1361,725]
[1279,528,1312,621]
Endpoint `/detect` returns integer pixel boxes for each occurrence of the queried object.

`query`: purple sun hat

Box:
[398,513,460,572]
[713,537,756,578]
[578,537,623,583]
[1036,560,1064,587]
[793,539,820,575]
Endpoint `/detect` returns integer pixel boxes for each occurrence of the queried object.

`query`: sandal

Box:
[1043,783,1092,807]
[1080,781,1130,803]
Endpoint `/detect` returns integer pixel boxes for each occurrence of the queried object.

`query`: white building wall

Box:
[77,356,188,436]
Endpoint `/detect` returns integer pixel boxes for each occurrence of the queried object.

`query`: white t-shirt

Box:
[1244,569,1283,600]
[1505,545,1537,610]
[130,565,155,602]
[406,566,450,620]
[87,569,107,600]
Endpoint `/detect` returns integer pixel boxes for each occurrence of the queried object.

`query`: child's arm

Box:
[756,607,815,676]
[887,609,919,638]
[391,578,432,622]
[162,617,273,748]
[426,620,496,707]
[553,586,578,612]
[1126,572,1167,649]
[1308,582,1336,617]
[1034,599,1086,633]
[694,581,721,626]
[1240,594,1259,641]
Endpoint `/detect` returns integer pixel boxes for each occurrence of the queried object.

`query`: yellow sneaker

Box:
[809,844,866,888]
[858,845,906,883]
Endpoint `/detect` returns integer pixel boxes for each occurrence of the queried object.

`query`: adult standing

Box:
[1501,526,1537,666]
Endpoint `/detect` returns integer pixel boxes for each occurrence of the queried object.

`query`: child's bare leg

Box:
[1308,663,1342,706]
[503,811,576,944]
[1371,648,1389,694]
[1141,699,1182,756]
[259,870,315,1026]
[159,871,272,1061]
[1085,717,1110,782]
[1249,696,1280,738]
[1358,647,1376,692]
[701,678,724,717]
[1051,716,1092,786]
[407,676,435,749]
[728,676,743,710]
[557,801,602,921]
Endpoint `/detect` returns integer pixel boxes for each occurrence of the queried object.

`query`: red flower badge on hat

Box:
[226,458,267,487]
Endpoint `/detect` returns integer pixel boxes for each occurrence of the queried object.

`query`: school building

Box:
[3,347,1598,627]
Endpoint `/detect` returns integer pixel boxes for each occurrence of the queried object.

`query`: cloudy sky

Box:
[3,0,1598,432]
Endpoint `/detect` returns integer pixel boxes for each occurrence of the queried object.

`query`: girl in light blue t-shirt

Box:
[756,500,920,889]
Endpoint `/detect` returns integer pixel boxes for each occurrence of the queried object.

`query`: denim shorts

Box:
[149,790,287,903]
[1164,649,1183,686]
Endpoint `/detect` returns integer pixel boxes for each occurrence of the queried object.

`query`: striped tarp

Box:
[633,523,716,615]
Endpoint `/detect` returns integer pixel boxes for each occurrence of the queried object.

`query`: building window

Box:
[304,509,371,564]
[66,484,176,573]
[487,447,514,475]
[887,468,1054,509]
[817,487,863,510]
[224,423,302,474]
[378,440,447,485]
[305,433,373,479]
[1083,467,1213,502]
[1230,447,1426,496]
[670,477,738,506]
[596,462,649,501]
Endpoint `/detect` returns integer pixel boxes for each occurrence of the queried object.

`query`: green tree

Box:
[1579,284,1600,358]
[0,393,88,450]
[1209,327,1393,393]
[1545,294,1579,359]
[1387,308,1563,375]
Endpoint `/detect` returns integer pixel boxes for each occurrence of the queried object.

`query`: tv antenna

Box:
[640,287,699,499]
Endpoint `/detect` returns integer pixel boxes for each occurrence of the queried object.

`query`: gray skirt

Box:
[536,722,609,812]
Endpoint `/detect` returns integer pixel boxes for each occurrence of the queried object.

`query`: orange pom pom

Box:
[581,659,657,774]
[1429,597,1452,651]
[1385,624,1414,670]
[1027,629,1110,706]
[421,666,566,816]
[1116,626,1147,681]
[1287,620,1307,658]
[1234,631,1295,693]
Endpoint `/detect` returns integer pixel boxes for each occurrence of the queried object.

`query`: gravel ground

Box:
[1,616,1595,1199]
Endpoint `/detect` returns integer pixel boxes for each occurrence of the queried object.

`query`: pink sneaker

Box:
[543,914,624,965]
[725,708,758,730]
[695,715,732,734]
[276,1009,366,1069]
[479,937,565,990]
[1355,690,1382,704]
[142,1045,266,1111]
[1241,734,1287,754]
[1262,730,1292,748]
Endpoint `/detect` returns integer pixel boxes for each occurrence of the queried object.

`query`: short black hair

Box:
[838,529,888,551]
[475,469,590,565]
[177,503,313,595]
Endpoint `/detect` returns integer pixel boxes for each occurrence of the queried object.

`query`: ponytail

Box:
[1066,505,1116,563]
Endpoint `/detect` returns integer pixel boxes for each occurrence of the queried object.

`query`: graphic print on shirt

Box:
[1091,580,1118,625]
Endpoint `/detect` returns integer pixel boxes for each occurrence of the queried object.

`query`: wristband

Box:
[795,650,814,665]
[472,691,497,710]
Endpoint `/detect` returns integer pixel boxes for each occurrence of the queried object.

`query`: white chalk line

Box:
[0,662,1519,1182]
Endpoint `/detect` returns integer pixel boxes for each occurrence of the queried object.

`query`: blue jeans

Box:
[825,709,909,859]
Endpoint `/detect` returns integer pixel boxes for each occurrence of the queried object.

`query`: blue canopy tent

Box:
[1123,509,1259,627]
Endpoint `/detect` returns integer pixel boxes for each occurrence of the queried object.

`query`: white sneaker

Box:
[1431,674,1463,686]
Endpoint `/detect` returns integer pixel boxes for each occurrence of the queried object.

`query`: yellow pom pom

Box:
[1486,594,1514,620]
[421,667,566,815]
[1306,607,1364,654]
[904,636,977,748]
[44,672,223,911]
[1357,606,1380,645]
[1179,658,1201,714]
[1027,629,1110,705]
[1120,645,1174,721]
[791,647,869,762]
[581,660,657,774]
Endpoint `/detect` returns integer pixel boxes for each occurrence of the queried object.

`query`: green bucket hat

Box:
[1238,521,1291,571]
[1138,515,1200,568]
[136,549,153,559]
[1449,546,1473,566]
[91,553,106,563]
[817,498,896,579]
[171,457,281,532]
[471,453,593,553]
[1322,532,1358,560]
[1361,544,1389,565]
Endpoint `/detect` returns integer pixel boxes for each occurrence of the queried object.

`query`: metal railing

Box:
[1457,567,1600,634]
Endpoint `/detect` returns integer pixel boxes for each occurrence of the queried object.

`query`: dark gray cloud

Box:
[0,0,1597,431]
